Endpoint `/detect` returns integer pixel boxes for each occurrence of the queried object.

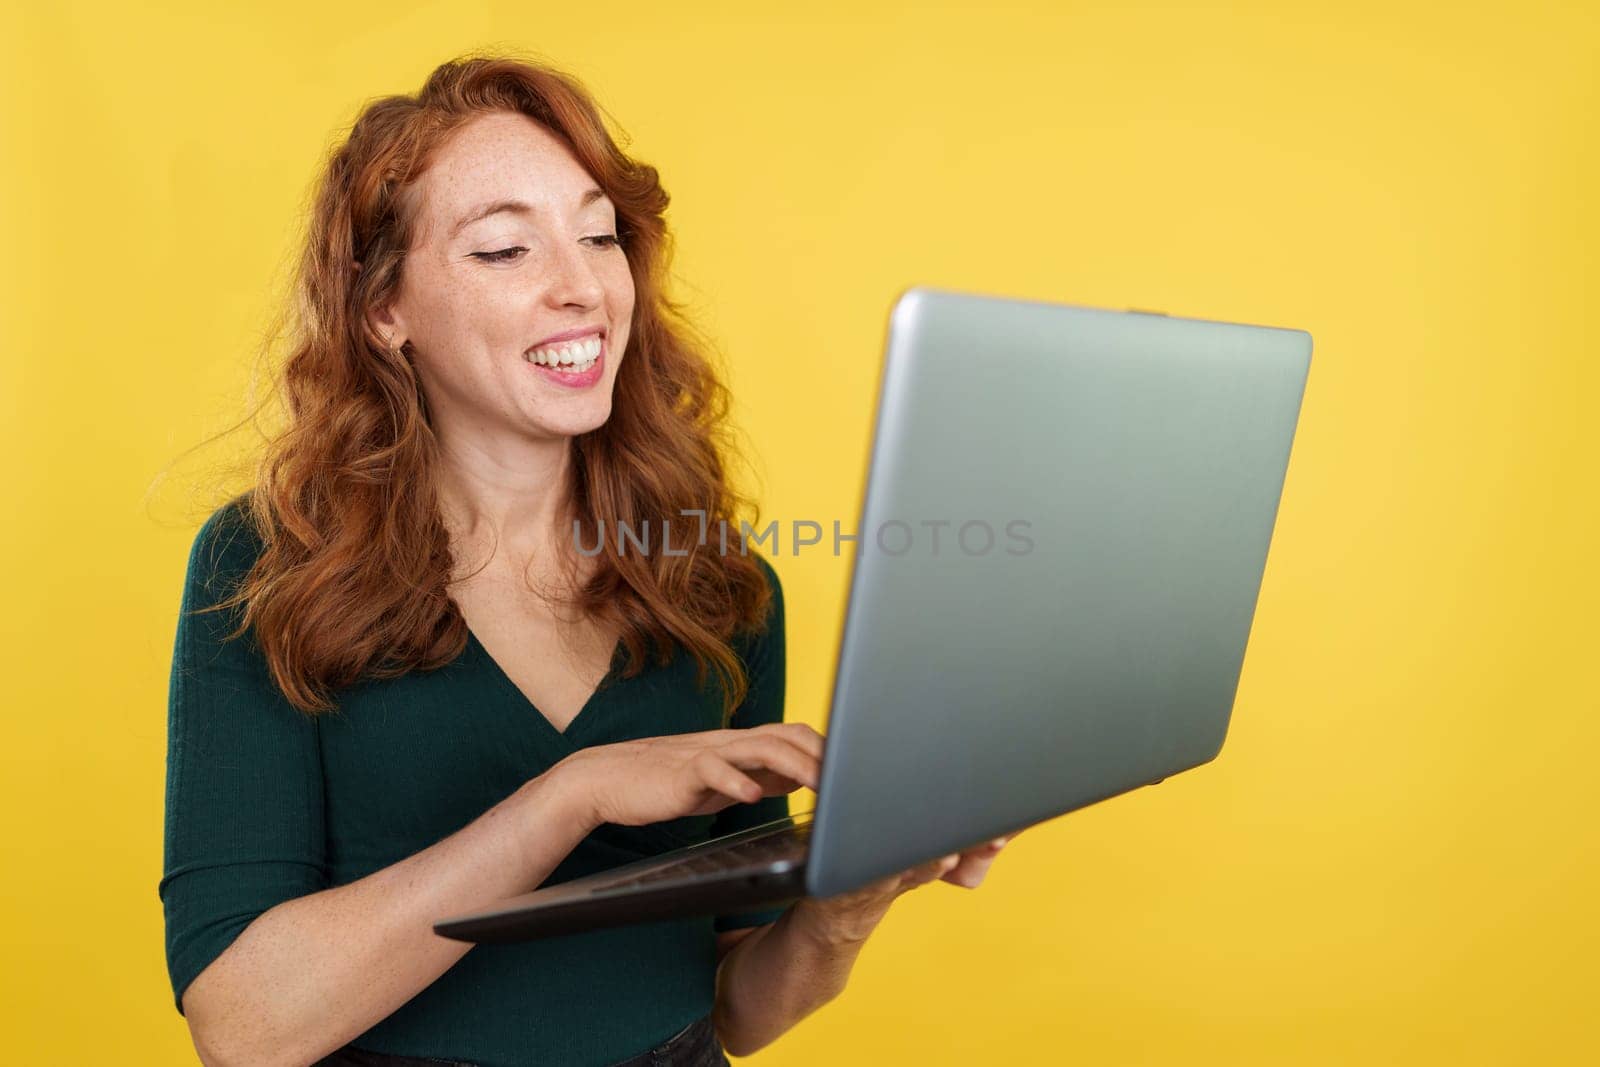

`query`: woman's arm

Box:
[712,839,1010,1057]
[181,760,597,1067]
[710,902,871,1058]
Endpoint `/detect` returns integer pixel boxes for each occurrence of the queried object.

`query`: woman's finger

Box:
[904,853,961,888]
[741,765,811,796]
[940,852,996,888]
[691,749,765,803]
[717,734,821,791]
[752,730,824,781]
[762,721,826,762]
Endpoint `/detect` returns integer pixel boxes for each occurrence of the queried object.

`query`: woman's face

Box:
[379,110,635,442]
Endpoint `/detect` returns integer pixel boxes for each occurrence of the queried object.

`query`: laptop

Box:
[434,285,1313,943]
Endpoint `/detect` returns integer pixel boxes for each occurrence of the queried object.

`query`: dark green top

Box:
[161,496,791,1067]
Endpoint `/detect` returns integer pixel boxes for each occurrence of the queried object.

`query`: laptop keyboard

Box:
[596,822,812,891]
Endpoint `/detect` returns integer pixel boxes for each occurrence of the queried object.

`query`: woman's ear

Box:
[372,304,409,352]
[352,261,409,349]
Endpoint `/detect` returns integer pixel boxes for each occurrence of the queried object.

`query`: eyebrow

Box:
[448,187,611,238]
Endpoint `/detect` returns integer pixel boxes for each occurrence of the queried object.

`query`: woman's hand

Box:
[555,722,824,828]
[789,834,1015,946]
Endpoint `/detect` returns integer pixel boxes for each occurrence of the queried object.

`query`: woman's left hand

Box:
[788,834,1014,946]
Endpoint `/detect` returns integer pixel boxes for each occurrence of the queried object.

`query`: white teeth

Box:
[527,335,602,367]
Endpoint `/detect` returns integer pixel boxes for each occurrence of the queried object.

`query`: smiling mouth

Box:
[522,337,606,388]
[524,333,604,371]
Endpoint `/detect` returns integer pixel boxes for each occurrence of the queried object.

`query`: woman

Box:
[161,54,1010,1067]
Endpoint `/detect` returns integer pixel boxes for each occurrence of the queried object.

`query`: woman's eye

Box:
[472,235,621,264]
[473,246,527,263]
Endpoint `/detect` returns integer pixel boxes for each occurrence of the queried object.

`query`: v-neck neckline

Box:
[463,625,626,748]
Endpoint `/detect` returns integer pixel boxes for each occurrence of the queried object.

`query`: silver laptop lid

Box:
[806,287,1312,897]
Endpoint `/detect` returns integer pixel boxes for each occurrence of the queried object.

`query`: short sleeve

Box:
[709,553,793,932]
[159,498,328,1014]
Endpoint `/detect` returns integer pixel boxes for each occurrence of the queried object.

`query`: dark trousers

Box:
[314,1013,731,1067]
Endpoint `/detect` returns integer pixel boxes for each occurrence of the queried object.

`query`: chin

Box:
[531,403,613,439]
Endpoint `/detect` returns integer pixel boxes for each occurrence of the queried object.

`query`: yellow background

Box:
[3,1,1594,1062]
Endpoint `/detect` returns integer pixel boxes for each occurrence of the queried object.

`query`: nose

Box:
[541,237,606,310]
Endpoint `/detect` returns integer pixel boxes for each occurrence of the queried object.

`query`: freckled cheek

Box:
[606,334,629,375]
[459,294,531,353]
[606,268,636,314]
[608,305,634,362]
[412,284,483,343]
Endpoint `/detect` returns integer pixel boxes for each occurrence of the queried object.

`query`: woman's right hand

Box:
[555,723,824,828]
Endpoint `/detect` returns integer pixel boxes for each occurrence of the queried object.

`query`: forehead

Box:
[408,112,600,238]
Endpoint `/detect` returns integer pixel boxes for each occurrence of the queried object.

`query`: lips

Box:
[527,344,604,388]
[529,324,605,351]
